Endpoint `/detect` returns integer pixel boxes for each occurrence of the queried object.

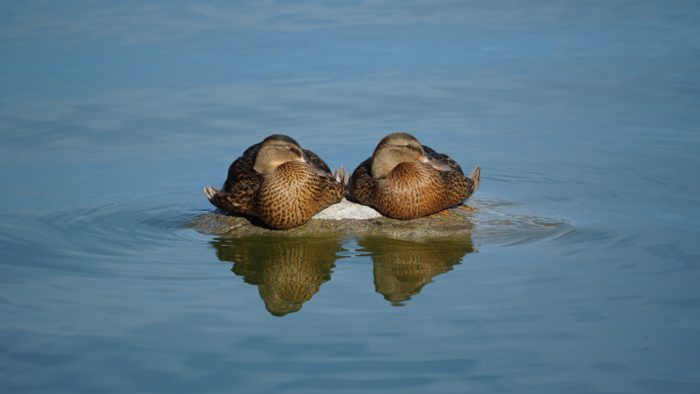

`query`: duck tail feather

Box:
[468,166,481,193]
[334,165,350,195]
[334,165,349,186]
[203,185,219,201]
[204,185,238,211]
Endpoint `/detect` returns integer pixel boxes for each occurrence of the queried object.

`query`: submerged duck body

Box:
[349,132,480,220]
[204,134,345,229]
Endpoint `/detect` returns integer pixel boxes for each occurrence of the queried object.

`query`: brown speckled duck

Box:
[204,134,346,229]
[348,132,480,220]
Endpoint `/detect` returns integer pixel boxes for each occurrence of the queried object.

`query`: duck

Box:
[204,134,346,229]
[348,132,480,220]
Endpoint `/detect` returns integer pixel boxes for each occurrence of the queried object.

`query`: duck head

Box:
[370,132,429,178]
[254,134,306,174]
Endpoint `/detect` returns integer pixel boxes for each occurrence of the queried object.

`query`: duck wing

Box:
[422,145,464,174]
[205,142,263,214]
[347,158,377,205]
[303,148,347,201]
[303,149,333,175]
[222,142,261,191]
[205,179,259,215]
[423,145,480,199]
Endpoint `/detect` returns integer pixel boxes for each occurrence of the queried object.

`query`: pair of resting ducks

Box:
[204,133,481,229]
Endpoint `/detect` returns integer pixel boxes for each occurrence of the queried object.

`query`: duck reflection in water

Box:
[211,236,343,316]
[358,236,475,306]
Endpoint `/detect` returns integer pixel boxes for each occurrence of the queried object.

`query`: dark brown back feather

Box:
[422,145,464,174]
[303,149,333,175]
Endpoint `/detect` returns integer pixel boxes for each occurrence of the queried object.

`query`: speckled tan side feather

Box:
[256,161,344,229]
[349,143,480,220]
[205,136,344,229]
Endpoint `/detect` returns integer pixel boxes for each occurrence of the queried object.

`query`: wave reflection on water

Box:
[198,195,586,315]
[211,236,342,316]
[469,198,579,247]
[0,195,209,278]
[0,192,584,272]
[0,189,595,317]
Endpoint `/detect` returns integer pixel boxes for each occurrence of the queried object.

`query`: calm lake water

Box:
[1,1,699,393]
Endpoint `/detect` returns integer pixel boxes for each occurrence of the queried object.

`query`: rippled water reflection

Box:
[213,236,342,316]
[205,196,577,316]
[360,236,474,306]
[2,1,700,393]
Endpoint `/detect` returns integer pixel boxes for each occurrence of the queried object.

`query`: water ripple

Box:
[469,198,584,248]
[0,193,595,277]
[0,193,212,277]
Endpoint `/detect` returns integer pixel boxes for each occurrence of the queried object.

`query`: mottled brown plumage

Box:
[349,132,480,220]
[204,134,345,229]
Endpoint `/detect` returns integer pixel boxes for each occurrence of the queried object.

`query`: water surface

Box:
[1,1,699,393]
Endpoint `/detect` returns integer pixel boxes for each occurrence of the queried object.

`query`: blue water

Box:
[2,1,699,393]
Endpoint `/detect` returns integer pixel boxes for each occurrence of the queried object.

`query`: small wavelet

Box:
[469,198,579,247]
[0,192,214,277]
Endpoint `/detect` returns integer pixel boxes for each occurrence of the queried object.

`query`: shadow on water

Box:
[210,236,344,316]
[358,236,475,306]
